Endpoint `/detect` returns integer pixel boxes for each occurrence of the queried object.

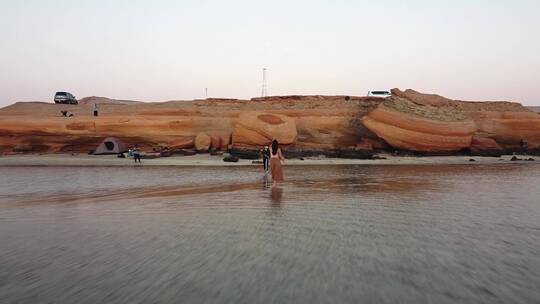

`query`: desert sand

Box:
[0,153,536,167]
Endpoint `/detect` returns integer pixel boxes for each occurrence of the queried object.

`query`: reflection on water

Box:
[1,164,540,303]
[270,186,283,205]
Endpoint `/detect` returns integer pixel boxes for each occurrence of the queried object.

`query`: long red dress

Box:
[270,149,284,182]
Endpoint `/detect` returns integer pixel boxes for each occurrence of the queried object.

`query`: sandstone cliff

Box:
[0,95,383,156]
[1,90,538,156]
[361,89,540,154]
[362,94,477,152]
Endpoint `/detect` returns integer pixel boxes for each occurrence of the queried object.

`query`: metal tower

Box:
[261,68,267,97]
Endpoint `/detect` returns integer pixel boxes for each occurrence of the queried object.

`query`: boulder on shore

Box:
[195,133,211,152]
[223,155,239,163]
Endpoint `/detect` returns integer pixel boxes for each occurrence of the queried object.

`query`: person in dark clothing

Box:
[262,146,270,173]
[93,103,99,117]
[132,144,141,163]
[60,110,74,117]
[520,139,528,155]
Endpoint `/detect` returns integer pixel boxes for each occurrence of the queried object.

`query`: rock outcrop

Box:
[0,95,381,155]
[465,107,540,148]
[362,93,477,153]
[0,91,539,156]
[231,112,298,148]
[469,137,503,157]
[168,138,194,150]
[362,89,540,154]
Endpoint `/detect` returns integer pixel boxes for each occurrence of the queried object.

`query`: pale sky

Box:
[1,0,539,106]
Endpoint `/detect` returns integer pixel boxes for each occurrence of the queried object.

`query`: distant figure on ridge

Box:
[269,139,284,184]
[93,103,99,117]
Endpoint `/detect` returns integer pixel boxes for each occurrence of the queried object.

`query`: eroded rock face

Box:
[469,136,503,157]
[403,89,540,149]
[232,112,298,148]
[362,95,477,152]
[168,138,194,149]
[466,108,540,148]
[470,136,502,150]
[1,91,538,156]
[392,89,540,148]
[362,89,540,153]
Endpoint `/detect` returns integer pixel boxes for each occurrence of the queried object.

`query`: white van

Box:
[367,90,391,98]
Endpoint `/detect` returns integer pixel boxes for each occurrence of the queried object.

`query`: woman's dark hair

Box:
[271,139,279,155]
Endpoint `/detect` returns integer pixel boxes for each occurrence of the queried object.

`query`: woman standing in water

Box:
[269,139,284,184]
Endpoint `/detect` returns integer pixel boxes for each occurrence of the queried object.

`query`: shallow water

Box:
[1,164,540,303]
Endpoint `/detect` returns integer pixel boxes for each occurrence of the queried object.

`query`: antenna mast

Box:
[261,68,267,97]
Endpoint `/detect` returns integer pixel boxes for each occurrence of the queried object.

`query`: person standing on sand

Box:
[262,146,270,173]
[93,103,99,117]
[269,139,284,184]
[132,144,141,163]
[519,139,529,155]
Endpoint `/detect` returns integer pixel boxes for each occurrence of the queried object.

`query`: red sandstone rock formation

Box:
[388,89,540,150]
[361,89,540,153]
[231,112,298,148]
[362,94,477,152]
[0,96,379,155]
[466,109,540,148]
[195,133,212,152]
[0,91,538,156]
[168,138,194,150]
[469,137,503,156]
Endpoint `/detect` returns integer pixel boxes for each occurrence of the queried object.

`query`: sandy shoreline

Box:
[0,153,537,167]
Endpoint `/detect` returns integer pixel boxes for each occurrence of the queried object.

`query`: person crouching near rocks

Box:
[269,139,285,184]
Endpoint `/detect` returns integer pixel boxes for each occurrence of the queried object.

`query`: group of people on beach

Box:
[57,101,282,180]
[121,140,284,183]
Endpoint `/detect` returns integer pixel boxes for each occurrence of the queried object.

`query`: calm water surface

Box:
[1,164,540,303]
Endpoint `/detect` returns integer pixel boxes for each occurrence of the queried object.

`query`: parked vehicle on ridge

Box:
[367,90,391,98]
[54,92,78,104]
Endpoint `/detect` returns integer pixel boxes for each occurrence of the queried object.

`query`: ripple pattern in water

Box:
[1,164,540,303]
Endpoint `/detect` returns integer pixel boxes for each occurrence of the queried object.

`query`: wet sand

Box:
[0,153,536,167]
